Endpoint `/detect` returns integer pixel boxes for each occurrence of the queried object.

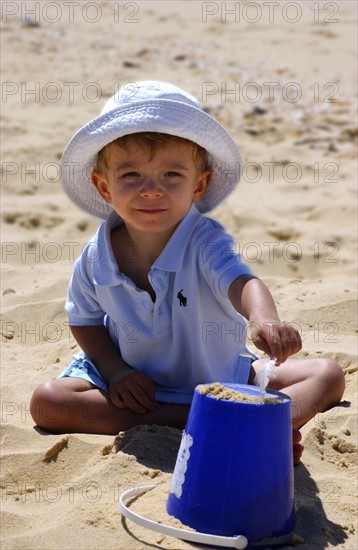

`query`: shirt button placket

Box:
[153,275,170,334]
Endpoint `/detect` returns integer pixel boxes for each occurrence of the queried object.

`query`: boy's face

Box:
[92,139,211,238]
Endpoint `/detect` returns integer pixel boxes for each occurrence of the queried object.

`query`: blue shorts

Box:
[58,353,258,404]
[58,355,109,392]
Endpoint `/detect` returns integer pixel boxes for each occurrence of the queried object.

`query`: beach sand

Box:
[1,1,357,548]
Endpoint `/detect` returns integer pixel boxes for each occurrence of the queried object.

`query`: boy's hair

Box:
[96,132,209,174]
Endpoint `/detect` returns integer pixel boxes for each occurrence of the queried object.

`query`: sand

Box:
[198,382,282,403]
[1,1,357,548]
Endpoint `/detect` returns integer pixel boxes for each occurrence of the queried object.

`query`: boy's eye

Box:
[122,172,140,178]
[164,171,181,177]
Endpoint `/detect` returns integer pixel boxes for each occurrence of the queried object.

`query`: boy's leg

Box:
[249,357,344,465]
[30,378,190,435]
[250,357,345,429]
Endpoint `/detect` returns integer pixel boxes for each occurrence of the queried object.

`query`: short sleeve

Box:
[65,254,106,326]
[197,219,253,299]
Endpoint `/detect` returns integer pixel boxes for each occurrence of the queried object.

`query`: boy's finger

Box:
[109,391,127,410]
[280,326,302,362]
[128,383,157,412]
[120,388,147,414]
[250,332,271,358]
[109,384,144,413]
[134,374,157,405]
[267,325,283,365]
[116,379,156,413]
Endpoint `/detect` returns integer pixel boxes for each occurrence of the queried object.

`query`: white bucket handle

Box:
[119,484,248,549]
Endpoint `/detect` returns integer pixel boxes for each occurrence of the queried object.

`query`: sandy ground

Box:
[1,1,357,549]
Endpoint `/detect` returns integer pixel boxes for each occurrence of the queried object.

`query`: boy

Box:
[31,81,345,464]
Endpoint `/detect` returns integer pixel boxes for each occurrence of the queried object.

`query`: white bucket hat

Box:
[60,81,242,220]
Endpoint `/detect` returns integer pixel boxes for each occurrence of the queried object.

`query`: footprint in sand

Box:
[3,211,65,229]
[43,437,69,463]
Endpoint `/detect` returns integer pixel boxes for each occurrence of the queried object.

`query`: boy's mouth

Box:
[136,208,167,214]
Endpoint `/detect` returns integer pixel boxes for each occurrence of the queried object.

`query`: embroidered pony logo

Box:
[177,289,187,307]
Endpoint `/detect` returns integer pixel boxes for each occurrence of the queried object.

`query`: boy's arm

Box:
[70,325,156,413]
[228,275,302,365]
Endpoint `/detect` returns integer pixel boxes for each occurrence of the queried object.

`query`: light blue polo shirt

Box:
[65,205,256,404]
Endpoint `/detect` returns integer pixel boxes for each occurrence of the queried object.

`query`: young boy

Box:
[31,81,344,464]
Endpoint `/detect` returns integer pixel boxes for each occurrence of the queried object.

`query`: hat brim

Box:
[60,99,241,220]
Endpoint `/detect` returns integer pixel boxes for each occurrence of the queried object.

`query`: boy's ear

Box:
[193,170,212,202]
[91,170,112,203]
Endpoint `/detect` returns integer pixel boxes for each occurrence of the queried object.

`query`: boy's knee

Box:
[30,381,64,429]
[318,358,345,400]
[31,380,58,406]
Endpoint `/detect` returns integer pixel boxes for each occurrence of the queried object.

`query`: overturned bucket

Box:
[166,383,295,542]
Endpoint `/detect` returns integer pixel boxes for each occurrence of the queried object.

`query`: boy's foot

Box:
[293,429,304,466]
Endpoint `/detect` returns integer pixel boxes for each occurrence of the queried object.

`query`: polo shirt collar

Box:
[153,204,202,271]
[94,205,202,285]
[89,209,122,286]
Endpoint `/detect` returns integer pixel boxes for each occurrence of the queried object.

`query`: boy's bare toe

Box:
[292,428,304,466]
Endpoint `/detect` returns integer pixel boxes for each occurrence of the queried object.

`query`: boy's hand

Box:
[108,369,157,414]
[250,321,302,365]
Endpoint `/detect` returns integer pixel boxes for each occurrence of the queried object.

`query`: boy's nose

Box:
[139,178,164,198]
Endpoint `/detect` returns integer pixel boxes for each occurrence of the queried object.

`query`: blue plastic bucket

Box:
[166,383,295,542]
